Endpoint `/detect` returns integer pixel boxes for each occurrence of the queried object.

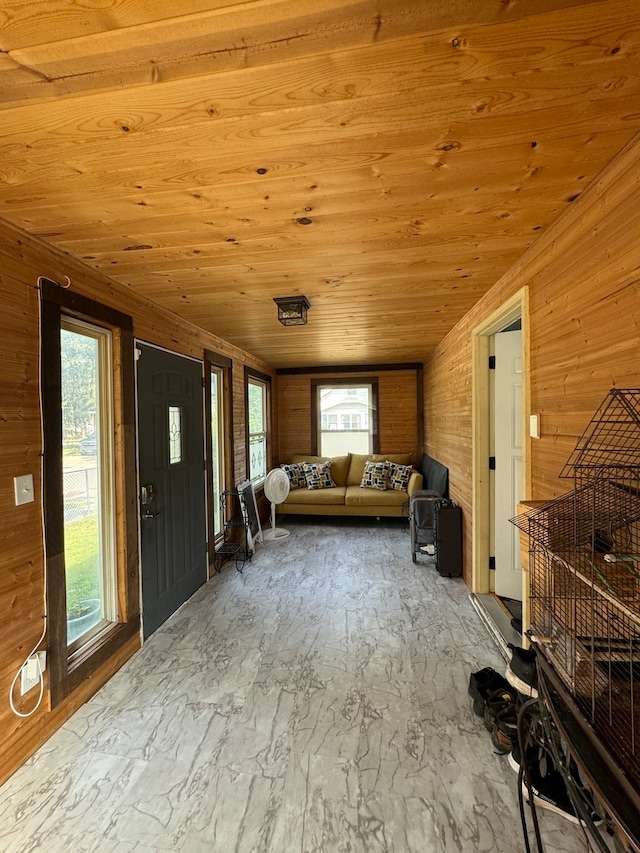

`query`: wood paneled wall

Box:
[277,369,421,463]
[0,220,274,786]
[425,131,640,586]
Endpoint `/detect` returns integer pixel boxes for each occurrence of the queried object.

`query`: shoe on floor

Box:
[522,765,604,828]
[468,667,511,717]
[505,663,539,698]
[483,687,516,732]
[468,667,496,701]
[508,741,552,776]
[508,743,522,774]
[491,705,518,754]
[505,643,539,697]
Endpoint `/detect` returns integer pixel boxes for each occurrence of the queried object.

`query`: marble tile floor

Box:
[0,519,611,852]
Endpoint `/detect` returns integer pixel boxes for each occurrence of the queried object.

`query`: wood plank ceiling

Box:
[1,0,640,368]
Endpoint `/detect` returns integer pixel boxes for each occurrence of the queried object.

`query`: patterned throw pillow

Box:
[281,463,306,490]
[302,461,336,490]
[388,462,412,491]
[360,460,389,491]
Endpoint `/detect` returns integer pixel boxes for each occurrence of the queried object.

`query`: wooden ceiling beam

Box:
[1,0,606,50]
[0,0,615,107]
[1,17,637,143]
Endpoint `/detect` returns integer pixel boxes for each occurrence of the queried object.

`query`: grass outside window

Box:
[65,515,101,617]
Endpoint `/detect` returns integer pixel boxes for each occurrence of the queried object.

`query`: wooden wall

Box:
[5,119,640,787]
[0,220,274,786]
[425,131,640,586]
[276,368,421,463]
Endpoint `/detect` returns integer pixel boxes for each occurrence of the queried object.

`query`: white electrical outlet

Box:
[20,651,46,695]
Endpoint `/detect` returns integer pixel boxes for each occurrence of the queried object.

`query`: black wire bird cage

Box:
[511,389,640,846]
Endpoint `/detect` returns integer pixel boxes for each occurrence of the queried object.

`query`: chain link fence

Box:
[64,466,98,523]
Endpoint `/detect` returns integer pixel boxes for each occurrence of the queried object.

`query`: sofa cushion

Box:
[302,461,336,490]
[372,452,412,466]
[283,486,346,505]
[346,453,371,486]
[345,485,408,507]
[347,452,413,485]
[360,460,389,491]
[388,462,412,491]
[281,463,306,490]
[291,454,349,487]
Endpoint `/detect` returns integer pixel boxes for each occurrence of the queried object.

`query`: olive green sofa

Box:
[278,452,423,518]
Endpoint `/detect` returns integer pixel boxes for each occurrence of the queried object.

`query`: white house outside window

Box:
[317,384,375,455]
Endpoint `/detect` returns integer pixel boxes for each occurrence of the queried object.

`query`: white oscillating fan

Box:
[262,468,291,541]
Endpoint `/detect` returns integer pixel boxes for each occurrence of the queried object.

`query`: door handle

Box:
[141,484,156,505]
[141,510,160,520]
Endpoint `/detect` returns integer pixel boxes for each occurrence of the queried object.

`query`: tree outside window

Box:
[247,373,270,482]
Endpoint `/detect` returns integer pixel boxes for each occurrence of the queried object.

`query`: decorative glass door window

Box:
[169,405,182,464]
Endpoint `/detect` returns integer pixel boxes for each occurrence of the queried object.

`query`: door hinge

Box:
[489,355,496,369]
[489,556,496,571]
[489,456,496,470]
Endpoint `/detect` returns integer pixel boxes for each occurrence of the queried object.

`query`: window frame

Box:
[245,367,272,486]
[41,282,139,708]
[311,378,380,456]
[204,350,233,563]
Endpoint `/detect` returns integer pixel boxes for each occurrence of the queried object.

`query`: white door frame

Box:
[471,287,531,597]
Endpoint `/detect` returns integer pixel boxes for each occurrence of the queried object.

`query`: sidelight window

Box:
[61,318,117,650]
[41,281,138,709]
[210,367,224,537]
[205,351,232,555]
[246,369,271,484]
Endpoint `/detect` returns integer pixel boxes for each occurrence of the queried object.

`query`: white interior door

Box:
[493,329,523,600]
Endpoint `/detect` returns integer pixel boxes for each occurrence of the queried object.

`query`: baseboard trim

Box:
[470,592,522,661]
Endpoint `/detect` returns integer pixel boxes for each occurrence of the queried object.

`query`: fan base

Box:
[262,527,290,542]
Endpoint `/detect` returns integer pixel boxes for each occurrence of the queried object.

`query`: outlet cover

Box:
[529,414,541,439]
[21,661,39,695]
[14,474,34,506]
[20,651,45,695]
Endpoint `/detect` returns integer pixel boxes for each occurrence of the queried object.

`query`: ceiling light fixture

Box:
[273,295,310,326]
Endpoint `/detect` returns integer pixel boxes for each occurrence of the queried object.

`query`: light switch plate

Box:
[14,474,34,505]
[529,414,541,439]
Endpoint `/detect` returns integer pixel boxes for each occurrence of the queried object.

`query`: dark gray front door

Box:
[136,343,207,638]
